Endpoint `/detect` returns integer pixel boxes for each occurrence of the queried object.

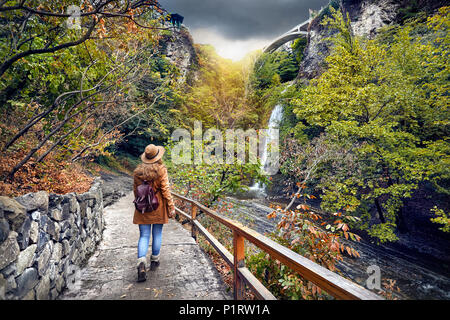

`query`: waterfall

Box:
[250,104,283,195]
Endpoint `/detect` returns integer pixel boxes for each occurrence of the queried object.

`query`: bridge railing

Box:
[171,192,383,300]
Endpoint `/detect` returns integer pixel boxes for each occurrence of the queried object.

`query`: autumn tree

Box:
[290,7,449,242]
[0,0,181,193]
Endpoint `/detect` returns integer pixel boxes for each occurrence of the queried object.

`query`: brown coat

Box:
[132,162,175,225]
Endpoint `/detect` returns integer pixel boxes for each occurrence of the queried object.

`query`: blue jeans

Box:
[138,224,163,258]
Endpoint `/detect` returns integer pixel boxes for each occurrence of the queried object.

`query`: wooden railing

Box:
[171,192,383,300]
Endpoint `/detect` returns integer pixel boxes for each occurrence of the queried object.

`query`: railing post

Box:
[191,204,198,242]
[233,230,245,300]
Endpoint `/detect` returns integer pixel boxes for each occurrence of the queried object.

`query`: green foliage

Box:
[165,137,269,205]
[247,49,299,131]
[430,206,450,233]
[289,7,450,242]
[250,50,298,90]
[114,54,184,157]
[312,0,341,22]
[247,194,361,299]
[181,44,259,129]
[291,37,308,64]
[397,0,423,22]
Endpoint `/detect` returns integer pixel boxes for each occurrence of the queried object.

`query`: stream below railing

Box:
[213,196,450,300]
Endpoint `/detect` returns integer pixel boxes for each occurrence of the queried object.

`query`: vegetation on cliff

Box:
[279,7,449,242]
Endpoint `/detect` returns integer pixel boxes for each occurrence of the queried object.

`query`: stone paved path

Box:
[59,193,232,300]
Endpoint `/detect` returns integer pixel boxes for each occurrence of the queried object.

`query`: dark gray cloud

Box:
[159,0,330,41]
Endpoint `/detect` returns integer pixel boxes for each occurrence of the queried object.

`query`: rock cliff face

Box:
[347,0,400,37]
[297,0,445,80]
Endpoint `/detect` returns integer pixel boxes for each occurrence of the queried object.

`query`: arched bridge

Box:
[264,18,311,53]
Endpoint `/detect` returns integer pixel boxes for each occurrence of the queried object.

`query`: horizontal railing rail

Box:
[171,192,383,300]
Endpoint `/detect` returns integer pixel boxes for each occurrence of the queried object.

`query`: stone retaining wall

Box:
[0,178,104,300]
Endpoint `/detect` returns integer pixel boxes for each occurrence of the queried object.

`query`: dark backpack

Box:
[133,180,159,214]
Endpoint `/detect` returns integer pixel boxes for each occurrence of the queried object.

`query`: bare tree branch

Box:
[0,21,97,77]
[0,0,166,77]
[71,93,161,162]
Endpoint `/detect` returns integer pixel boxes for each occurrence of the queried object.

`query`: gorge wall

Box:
[290,0,450,265]
[298,0,446,80]
[160,26,199,85]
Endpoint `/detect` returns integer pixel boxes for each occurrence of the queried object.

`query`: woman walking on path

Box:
[133,144,175,282]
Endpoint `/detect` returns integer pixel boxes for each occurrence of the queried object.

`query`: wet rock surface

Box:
[99,172,133,208]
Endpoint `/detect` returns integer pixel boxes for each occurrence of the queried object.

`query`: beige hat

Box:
[141,144,165,164]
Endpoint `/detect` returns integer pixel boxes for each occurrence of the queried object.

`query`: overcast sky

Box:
[159,0,329,61]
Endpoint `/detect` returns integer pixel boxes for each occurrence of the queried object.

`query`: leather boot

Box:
[137,257,147,282]
[150,254,160,271]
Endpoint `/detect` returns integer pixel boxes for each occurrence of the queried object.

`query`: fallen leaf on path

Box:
[153,288,162,298]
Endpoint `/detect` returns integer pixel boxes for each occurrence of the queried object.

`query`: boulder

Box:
[49,288,58,300]
[61,202,71,221]
[0,231,20,270]
[55,275,65,293]
[15,191,49,214]
[79,201,87,218]
[66,194,78,213]
[86,206,93,220]
[0,218,9,243]
[48,263,57,282]
[6,274,17,293]
[0,196,26,232]
[47,221,60,241]
[39,214,48,232]
[59,228,72,242]
[50,243,62,263]
[85,237,95,255]
[80,228,86,241]
[16,244,37,274]
[35,243,51,276]
[61,239,70,257]
[60,220,71,232]
[0,262,16,278]
[76,191,96,203]
[75,212,82,228]
[22,289,35,300]
[30,211,40,221]
[17,216,31,250]
[37,231,49,252]
[15,267,38,298]
[0,274,5,300]
[48,193,62,206]
[50,208,62,222]
[29,221,38,244]
[35,274,50,300]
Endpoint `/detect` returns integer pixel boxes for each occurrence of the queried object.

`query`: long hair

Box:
[134,159,165,182]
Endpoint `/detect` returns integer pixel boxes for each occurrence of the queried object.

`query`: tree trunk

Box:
[374,198,386,223]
